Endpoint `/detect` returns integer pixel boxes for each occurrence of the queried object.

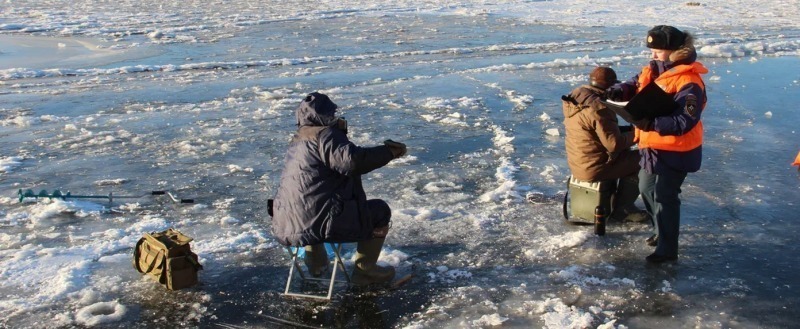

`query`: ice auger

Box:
[17,189,194,204]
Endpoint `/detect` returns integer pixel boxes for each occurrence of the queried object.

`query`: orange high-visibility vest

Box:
[634,62,708,152]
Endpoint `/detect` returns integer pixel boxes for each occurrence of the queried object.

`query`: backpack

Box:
[133,228,203,290]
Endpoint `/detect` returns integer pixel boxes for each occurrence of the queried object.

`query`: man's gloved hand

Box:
[604,86,623,101]
[384,139,407,158]
[621,130,636,148]
[629,118,654,131]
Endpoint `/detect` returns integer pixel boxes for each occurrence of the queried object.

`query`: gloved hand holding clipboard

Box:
[601,82,678,122]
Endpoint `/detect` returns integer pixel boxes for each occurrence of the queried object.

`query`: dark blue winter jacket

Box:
[271,93,394,246]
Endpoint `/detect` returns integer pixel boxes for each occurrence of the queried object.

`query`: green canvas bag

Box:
[133,228,203,290]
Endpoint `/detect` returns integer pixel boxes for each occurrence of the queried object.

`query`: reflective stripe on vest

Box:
[634,63,706,152]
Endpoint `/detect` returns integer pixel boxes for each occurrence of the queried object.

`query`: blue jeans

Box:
[639,168,687,257]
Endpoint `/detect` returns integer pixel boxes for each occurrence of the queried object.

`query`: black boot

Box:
[352,237,395,286]
[646,234,658,246]
[646,253,677,263]
[303,244,329,278]
[611,176,649,222]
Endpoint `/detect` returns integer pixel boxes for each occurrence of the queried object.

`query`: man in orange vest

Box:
[605,25,708,263]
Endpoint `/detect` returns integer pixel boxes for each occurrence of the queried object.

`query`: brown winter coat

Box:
[562,85,638,181]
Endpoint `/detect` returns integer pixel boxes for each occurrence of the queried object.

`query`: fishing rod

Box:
[17,189,194,204]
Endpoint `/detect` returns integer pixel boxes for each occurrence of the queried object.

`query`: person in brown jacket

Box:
[562,67,647,222]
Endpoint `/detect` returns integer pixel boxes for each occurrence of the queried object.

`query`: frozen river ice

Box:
[2,1,800,328]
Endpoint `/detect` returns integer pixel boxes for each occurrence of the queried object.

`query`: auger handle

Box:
[152,190,194,203]
[18,189,194,204]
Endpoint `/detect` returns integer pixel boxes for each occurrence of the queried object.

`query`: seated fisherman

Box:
[561,67,648,222]
[271,92,407,285]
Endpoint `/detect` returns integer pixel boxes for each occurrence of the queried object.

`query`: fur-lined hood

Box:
[668,32,696,63]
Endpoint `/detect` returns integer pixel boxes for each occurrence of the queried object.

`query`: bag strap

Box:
[137,246,166,275]
[134,237,166,275]
[186,253,204,271]
[133,237,146,273]
[562,177,570,220]
[146,250,166,274]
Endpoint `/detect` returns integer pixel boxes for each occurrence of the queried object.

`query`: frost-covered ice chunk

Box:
[0,156,23,173]
[537,298,595,329]
[75,301,127,326]
[227,164,253,173]
[379,248,409,267]
[415,208,449,221]
[504,90,534,109]
[218,216,240,225]
[472,214,498,229]
[479,156,523,204]
[193,227,273,255]
[427,267,473,283]
[0,115,36,127]
[538,164,562,183]
[93,178,129,186]
[472,313,508,326]
[490,125,515,152]
[660,280,673,292]
[423,181,463,193]
[524,231,592,260]
[147,31,164,39]
[18,199,108,227]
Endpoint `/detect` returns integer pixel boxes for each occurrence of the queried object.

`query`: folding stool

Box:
[282,243,351,301]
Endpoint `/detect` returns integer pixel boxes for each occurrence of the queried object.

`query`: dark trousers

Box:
[367,199,391,229]
[639,168,687,257]
[307,199,390,251]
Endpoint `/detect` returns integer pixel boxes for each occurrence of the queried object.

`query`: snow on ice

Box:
[2,0,800,328]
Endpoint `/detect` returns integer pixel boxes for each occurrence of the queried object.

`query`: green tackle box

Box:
[567,176,615,224]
